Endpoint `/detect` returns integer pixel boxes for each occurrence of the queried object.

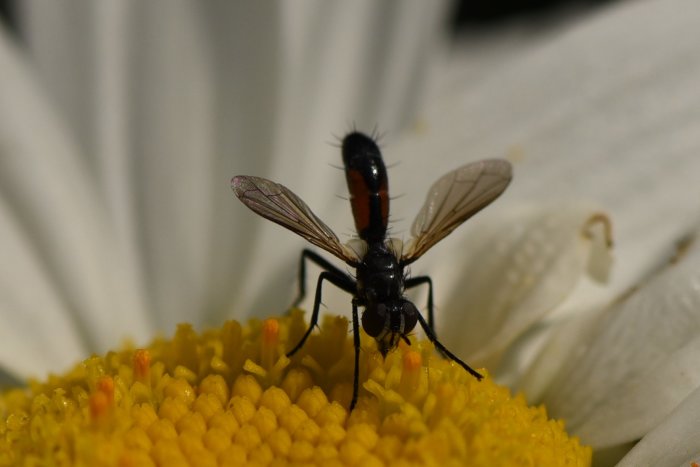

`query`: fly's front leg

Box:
[287,269,355,357]
[293,248,348,308]
[404,275,435,333]
[415,311,483,381]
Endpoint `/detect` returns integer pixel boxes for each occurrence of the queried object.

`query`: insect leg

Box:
[287,269,355,357]
[405,276,447,357]
[350,301,361,411]
[293,248,349,308]
[404,276,435,333]
[414,312,483,381]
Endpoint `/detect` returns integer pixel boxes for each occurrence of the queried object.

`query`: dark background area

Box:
[0,0,17,37]
[451,0,612,29]
[0,0,615,42]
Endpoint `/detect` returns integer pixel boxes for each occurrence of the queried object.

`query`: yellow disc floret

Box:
[0,310,590,466]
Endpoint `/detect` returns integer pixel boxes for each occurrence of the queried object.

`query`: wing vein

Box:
[403,160,512,263]
[232,176,357,263]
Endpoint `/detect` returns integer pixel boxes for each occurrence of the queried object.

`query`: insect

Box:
[232,132,512,410]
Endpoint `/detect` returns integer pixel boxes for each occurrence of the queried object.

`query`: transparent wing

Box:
[232,175,357,263]
[402,159,512,264]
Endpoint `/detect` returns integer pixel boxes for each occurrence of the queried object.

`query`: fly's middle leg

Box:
[293,248,349,308]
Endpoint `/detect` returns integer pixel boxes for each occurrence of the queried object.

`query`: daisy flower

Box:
[1,1,700,465]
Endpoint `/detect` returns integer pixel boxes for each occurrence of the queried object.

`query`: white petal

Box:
[541,233,700,448]
[516,286,605,402]
[430,204,611,371]
[0,22,151,373]
[616,385,700,467]
[0,197,85,378]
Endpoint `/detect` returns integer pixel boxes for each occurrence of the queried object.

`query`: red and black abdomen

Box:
[342,132,389,243]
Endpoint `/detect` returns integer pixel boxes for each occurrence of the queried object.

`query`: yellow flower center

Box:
[0,310,590,466]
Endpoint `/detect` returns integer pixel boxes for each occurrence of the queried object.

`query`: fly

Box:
[231,132,512,410]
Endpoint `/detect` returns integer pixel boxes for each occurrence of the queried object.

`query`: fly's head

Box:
[361,299,418,357]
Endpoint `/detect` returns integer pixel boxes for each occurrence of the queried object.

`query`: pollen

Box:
[0,310,590,466]
[133,349,151,383]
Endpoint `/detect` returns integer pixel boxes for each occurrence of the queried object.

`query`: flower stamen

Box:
[0,313,591,465]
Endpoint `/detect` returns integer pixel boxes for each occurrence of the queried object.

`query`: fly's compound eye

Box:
[401,301,419,334]
[362,303,388,338]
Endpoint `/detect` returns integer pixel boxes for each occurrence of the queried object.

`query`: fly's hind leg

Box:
[415,311,483,381]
